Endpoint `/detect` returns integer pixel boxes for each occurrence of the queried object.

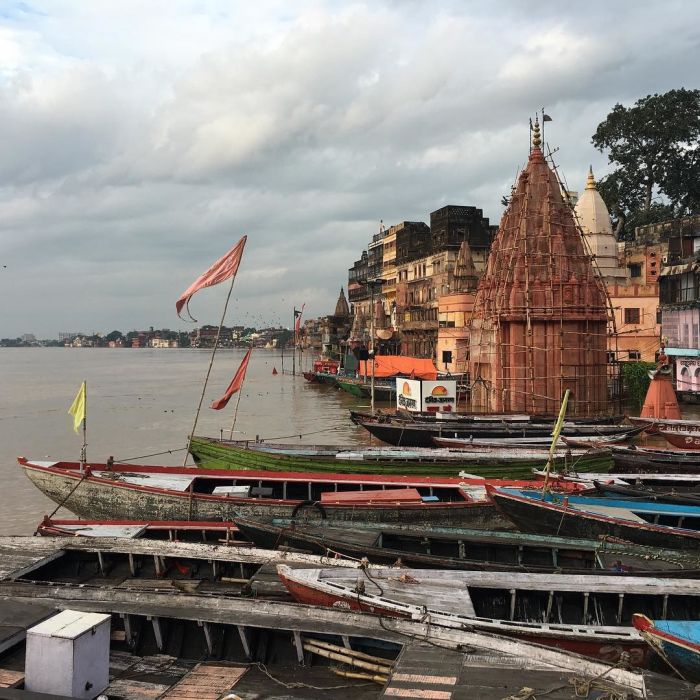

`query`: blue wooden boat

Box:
[487,486,700,550]
[633,614,700,682]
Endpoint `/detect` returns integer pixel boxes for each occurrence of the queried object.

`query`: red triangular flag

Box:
[272,367,278,375]
[211,348,252,410]
[176,236,247,321]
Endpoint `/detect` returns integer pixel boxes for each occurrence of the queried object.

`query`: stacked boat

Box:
[17,413,700,694]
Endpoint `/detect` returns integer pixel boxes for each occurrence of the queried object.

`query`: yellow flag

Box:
[68,381,86,433]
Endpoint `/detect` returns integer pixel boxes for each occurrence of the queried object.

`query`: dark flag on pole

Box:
[543,113,553,122]
[294,304,305,333]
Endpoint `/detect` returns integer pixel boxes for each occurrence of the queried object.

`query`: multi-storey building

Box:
[395,209,493,358]
[658,215,700,397]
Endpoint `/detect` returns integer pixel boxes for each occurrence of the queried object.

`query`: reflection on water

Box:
[0,348,372,533]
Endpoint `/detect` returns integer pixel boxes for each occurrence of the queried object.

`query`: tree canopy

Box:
[592,89,700,239]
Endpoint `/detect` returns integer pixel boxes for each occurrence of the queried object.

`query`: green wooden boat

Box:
[335,378,370,397]
[189,436,613,478]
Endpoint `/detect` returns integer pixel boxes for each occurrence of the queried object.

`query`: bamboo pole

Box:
[184,273,238,466]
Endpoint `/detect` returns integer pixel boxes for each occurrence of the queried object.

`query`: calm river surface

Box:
[1,348,370,534]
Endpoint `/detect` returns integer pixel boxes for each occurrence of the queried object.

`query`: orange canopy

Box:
[358,355,438,380]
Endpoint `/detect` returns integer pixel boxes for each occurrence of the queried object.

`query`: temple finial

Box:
[586,166,596,190]
[532,116,541,148]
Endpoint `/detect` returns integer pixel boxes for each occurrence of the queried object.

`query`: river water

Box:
[0,348,370,534]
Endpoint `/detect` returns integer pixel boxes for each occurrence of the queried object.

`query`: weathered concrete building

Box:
[469,121,609,417]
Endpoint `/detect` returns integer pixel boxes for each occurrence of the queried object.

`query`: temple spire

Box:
[531,116,541,148]
[586,165,596,190]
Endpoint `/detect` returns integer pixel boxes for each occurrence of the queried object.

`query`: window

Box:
[606,351,617,364]
[656,309,662,324]
[624,308,640,324]
[442,350,453,365]
[628,263,642,278]
[628,350,641,360]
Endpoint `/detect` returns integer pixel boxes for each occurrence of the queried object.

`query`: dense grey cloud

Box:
[0,0,699,336]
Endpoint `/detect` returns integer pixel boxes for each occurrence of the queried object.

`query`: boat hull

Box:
[21,461,506,528]
[336,379,370,397]
[660,430,700,450]
[235,518,700,575]
[188,436,612,478]
[633,615,700,683]
[489,488,700,550]
[278,568,651,666]
[359,420,625,449]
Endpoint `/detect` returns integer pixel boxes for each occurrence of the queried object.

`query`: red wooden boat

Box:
[278,565,700,666]
[18,457,571,528]
[659,429,700,450]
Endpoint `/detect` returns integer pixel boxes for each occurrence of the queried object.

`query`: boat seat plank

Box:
[44,524,148,538]
[93,472,195,492]
[569,504,647,522]
[316,567,700,596]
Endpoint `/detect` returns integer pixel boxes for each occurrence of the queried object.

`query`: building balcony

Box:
[400,320,438,332]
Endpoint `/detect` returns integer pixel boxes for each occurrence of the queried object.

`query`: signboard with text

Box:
[421,380,457,413]
[396,379,457,412]
[396,379,422,412]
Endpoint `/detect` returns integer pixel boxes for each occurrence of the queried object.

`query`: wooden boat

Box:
[355,415,631,447]
[533,469,700,491]
[592,481,700,507]
[3,536,689,700]
[629,416,700,435]
[188,436,612,478]
[351,409,625,426]
[278,564,700,666]
[633,614,700,683]
[336,377,371,397]
[611,445,700,473]
[487,486,700,550]
[235,517,700,575]
[439,426,646,449]
[660,428,700,450]
[19,457,516,528]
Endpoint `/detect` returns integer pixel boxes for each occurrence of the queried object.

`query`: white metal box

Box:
[25,609,111,698]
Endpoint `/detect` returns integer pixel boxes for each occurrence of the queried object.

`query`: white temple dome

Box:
[575,167,613,238]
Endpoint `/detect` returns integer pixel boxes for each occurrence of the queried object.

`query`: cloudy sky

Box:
[1,0,699,337]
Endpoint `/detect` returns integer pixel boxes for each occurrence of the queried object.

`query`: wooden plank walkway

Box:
[161,663,247,699]
[383,644,461,699]
[382,644,618,699]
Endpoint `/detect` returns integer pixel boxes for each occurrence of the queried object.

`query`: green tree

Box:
[105,330,123,343]
[592,89,700,239]
[621,361,656,410]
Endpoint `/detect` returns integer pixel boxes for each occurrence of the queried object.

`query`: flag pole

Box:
[81,380,87,471]
[292,307,296,377]
[184,273,238,466]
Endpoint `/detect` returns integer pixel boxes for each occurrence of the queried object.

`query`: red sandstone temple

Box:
[469,119,610,417]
